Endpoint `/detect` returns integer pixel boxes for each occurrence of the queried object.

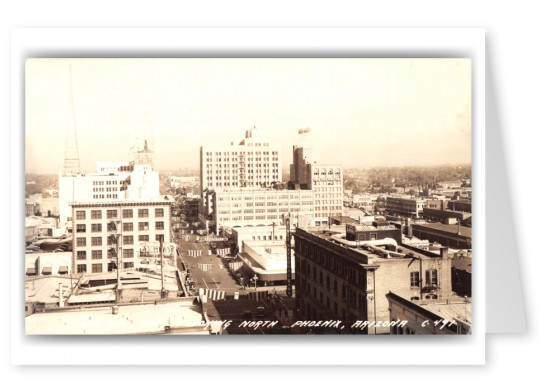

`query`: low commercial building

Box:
[448,199,472,213]
[238,240,294,286]
[422,207,468,225]
[294,224,454,334]
[230,225,288,253]
[412,223,471,249]
[386,291,471,334]
[386,196,427,219]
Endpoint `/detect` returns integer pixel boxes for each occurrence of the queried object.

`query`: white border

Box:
[10,28,485,365]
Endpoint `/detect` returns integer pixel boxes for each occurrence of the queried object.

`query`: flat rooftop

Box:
[69,194,174,205]
[415,223,472,238]
[300,227,431,263]
[25,300,206,335]
[420,301,472,324]
[25,276,78,304]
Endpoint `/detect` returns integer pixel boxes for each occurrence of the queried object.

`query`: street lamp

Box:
[250,274,258,292]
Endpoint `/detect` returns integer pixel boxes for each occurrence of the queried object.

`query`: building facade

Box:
[386,291,471,335]
[290,145,343,226]
[70,196,174,275]
[200,127,282,201]
[59,162,160,227]
[293,226,453,334]
[385,196,427,219]
[212,188,314,234]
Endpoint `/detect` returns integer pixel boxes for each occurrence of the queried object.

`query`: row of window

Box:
[76,262,134,274]
[75,221,165,233]
[205,150,277,156]
[75,208,165,220]
[76,234,156,246]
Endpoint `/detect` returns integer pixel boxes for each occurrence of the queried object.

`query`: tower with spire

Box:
[62,65,81,175]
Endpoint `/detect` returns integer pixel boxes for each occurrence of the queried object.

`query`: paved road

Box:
[177,233,241,292]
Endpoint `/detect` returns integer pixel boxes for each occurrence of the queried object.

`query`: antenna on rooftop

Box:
[62,65,81,175]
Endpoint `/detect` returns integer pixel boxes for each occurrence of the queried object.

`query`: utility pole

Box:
[285,213,292,297]
[115,232,121,304]
[160,236,166,298]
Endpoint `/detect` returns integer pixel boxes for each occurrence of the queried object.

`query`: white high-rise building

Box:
[59,162,160,228]
[200,127,282,199]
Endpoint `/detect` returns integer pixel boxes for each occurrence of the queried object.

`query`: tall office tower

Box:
[290,129,343,226]
[200,127,282,212]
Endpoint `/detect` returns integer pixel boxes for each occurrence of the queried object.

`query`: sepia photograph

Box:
[24,58,472,335]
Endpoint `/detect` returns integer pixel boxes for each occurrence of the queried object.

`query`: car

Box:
[256,306,266,317]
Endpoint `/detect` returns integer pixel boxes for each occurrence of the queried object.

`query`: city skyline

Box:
[26,58,471,174]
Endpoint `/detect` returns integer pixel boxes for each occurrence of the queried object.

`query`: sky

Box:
[25,58,471,174]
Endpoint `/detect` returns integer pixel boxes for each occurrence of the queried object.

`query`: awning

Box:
[26,267,36,275]
[58,266,68,274]
[257,272,294,282]
[67,292,116,304]
[42,267,52,275]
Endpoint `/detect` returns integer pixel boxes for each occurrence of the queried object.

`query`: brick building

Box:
[293,225,454,334]
[70,196,174,274]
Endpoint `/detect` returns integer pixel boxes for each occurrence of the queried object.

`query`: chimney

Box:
[59,283,64,307]
[36,256,41,276]
[440,247,449,259]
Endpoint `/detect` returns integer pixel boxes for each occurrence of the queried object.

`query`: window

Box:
[123,235,134,245]
[91,224,102,232]
[155,234,164,242]
[77,237,86,247]
[76,211,85,220]
[123,223,133,232]
[77,251,86,260]
[155,208,164,217]
[123,209,133,218]
[425,269,438,287]
[91,210,102,219]
[91,237,102,246]
[92,263,103,273]
[410,271,420,287]
[123,249,134,258]
[425,294,438,300]
[91,250,102,259]
[138,209,149,218]
[76,224,86,233]
[123,262,134,269]
[77,264,87,273]
[138,235,149,242]
[107,210,117,218]
[139,222,149,231]
[155,221,164,230]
